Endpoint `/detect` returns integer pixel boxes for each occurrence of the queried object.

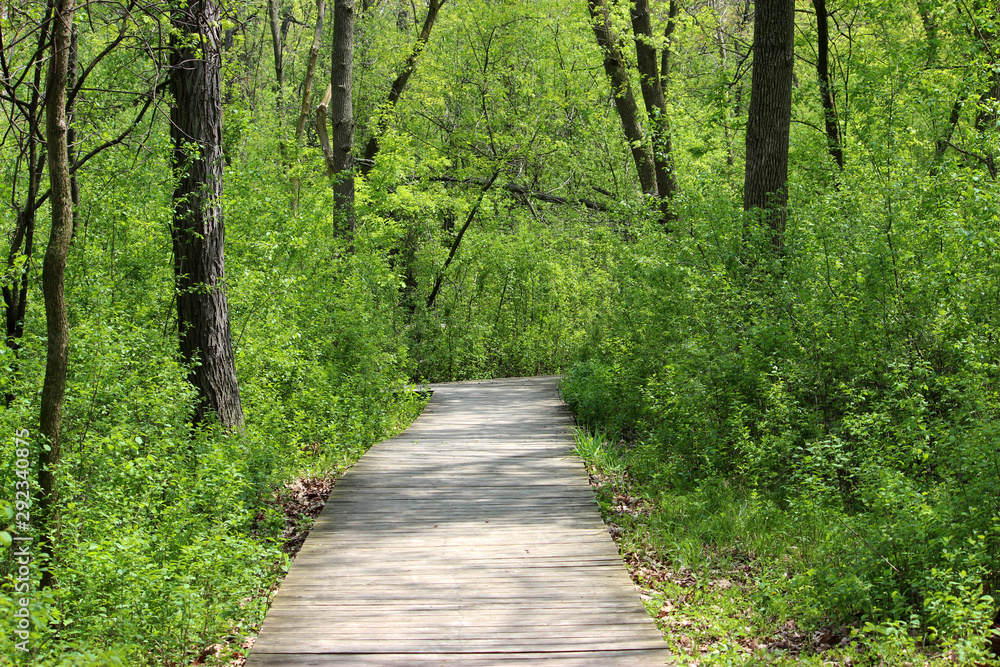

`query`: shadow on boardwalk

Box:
[246,376,672,666]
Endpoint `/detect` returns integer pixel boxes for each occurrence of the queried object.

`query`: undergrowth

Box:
[571,426,1000,666]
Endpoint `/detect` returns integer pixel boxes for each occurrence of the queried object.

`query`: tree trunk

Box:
[39,0,77,590]
[813,0,843,170]
[931,92,964,173]
[743,0,795,255]
[588,0,658,197]
[426,173,499,311]
[170,0,245,429]
[631,0,678,223]
[295,0,326,143]
[67,26,80,211]
[917,0,939,66]
[360,0,446,175]
[268,0,285,112]
[330,0,355,235]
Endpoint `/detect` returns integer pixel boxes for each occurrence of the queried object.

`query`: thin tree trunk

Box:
[631,0,678,222]
[39,0,77,591]
[360,0,446,175]
[170,0,245,429]
[931,92,964,173]
[67,26,80,210]
[3,3,52,406]
[295,0,326,142]
[714,19,736,169]
[588,0,658,197]
[330,0,355,235]
[743,0,795,255]
[917,0,939,66]
[268,0,285,112]
[426,173,499,311]
[727,0,753,170]
[292,0,325,209]
[813,0,843,170]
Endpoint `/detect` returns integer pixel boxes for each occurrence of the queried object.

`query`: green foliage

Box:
[562,134,1000,659]
[6,0,1000,663]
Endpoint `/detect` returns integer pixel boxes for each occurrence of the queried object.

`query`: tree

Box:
[330,0,356,234]
[812,0,842,170]
[588,0,658,198]
[2,0,161,407]
[38,0,77,590]
[631,0,679,221]
[268,0,286,113]
[1,3,51,407]
[170,0,245,428]
[295,0,327,142]
[360,0,447,174]
[743,0,794,254]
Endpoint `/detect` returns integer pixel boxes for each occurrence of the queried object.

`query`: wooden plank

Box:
[246,377,671,666]
[247,653,668,667]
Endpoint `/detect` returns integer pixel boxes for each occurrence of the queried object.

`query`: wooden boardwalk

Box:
[246,376,671,666]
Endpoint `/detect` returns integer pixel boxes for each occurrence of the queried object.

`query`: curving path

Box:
[246,376,672,666]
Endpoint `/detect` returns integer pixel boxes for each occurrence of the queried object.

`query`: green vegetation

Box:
[2,0,1000,664]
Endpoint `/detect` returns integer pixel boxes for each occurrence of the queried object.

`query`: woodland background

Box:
[2,0,1000,664]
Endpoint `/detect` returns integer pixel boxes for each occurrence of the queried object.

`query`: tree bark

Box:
[296,0,326,143]
[589,0,658,197]
[360,0,446,175]
[170,0,245,429]
[268,0,285,112]
[743,0,795,255]
[812,0,842,170]
[631,0,678,222]
[39,0,77,590]
[330,0,356,235]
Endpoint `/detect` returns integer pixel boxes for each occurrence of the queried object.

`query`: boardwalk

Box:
[246,376,672,666]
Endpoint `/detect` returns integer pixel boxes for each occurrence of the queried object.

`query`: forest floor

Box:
[587,465,853,666]
[583,453,1000,667]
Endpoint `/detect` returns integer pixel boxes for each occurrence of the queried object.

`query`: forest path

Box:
[245,376,672,666]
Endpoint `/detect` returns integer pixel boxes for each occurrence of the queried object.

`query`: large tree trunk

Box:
[588,0,658,197]
[170,0,245,429]
[631,0,678,223]
[743,0,795,255]
[330,0,356,235]
[360,0,446,175]
[39,0,77,590]
[812,0,843,170]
